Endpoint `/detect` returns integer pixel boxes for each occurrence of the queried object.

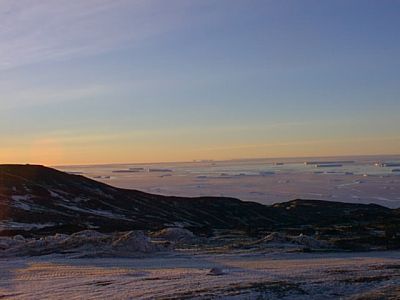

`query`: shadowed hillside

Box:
[0,165,399,243]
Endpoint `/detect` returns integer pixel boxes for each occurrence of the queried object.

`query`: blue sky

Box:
[0,0,399,164]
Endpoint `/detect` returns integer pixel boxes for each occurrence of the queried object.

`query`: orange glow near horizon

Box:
[1,134,399,166]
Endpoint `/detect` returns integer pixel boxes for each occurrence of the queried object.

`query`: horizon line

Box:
[49,153,400,168]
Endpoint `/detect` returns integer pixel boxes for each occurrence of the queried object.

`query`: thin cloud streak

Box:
[0,0,189,70]
[0,84,110,109]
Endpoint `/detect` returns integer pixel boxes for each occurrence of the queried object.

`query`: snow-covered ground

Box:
[1,251,400,299]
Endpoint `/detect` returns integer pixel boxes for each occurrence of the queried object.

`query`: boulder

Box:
[208,267,224,276]
[111,231,157,253]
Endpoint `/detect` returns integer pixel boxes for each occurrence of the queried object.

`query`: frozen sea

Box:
[57,155,400,208]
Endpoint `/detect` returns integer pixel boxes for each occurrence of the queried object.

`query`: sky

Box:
[0,0,399,165]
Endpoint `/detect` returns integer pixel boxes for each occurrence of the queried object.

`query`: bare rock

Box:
[13,235,25,242]
[208,267,225,276]
[153,227,196,243]
[70,230,108,239]
[292,234,331,249]
[262,232,291,243]
[257,232,333,250]
[111,231,157,253]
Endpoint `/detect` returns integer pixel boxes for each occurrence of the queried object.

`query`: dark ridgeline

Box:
[0,165,399,242]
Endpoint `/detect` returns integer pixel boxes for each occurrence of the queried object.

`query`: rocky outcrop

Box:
[152,227,196,243]
[112,231,157,253]
[0,230,165,258]
[254,232,333,250]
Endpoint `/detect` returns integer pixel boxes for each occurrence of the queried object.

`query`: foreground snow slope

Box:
[1,251,400,299]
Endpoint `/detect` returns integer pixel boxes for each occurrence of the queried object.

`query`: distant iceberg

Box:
[149,168,173,172]
[304,160,354,165]
[378,162,400,167]
[259,171,275,176]
[315,164,343,168]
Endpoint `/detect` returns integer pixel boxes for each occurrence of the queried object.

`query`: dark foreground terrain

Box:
[0,164,399,250]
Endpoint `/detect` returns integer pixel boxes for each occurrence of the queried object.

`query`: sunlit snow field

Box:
[1,251,400,299]
[57,155,400,208]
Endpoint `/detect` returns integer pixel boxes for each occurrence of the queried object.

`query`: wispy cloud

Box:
[0,82,110,109]
[0,0,189,70]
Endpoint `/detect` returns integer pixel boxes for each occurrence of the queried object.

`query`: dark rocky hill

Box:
[0,165,399,239]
